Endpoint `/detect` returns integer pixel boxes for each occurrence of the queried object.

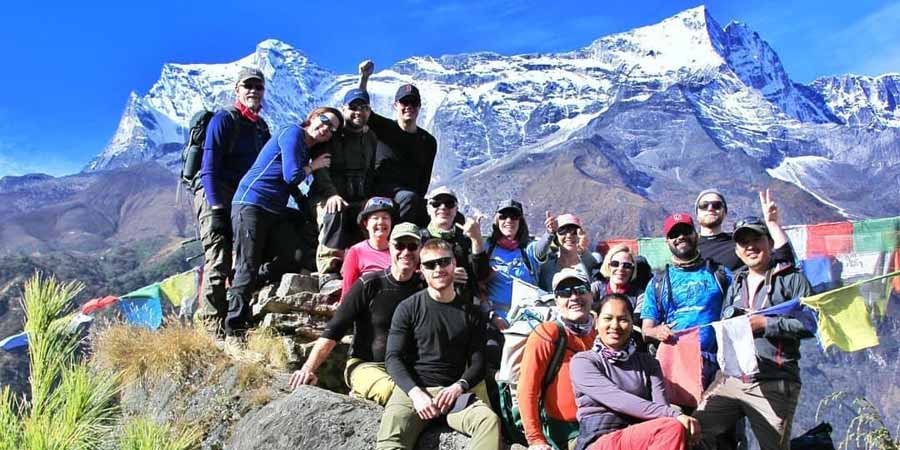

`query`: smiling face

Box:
[420,247,456,291]
[427,195,457,229]
[554,279,592,323]
[596,297,634,351]
[342,100,371,131]
[666,224,698,259]
[608,251,635,287]
[365,211,392,242]
[308,111,340,143]
[496,209,521,239]
[235,78,265,112]
[735,230,773,271]
[557,225,581,252]
[394,97,420,123]
[390,237,420,273]
[696,193,726,230]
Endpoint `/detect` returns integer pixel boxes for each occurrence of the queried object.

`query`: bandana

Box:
[496,237,519,250]
[234,100,260,122]
[427,223,455,241]
[561,315,594,337]
[593,338,636,362]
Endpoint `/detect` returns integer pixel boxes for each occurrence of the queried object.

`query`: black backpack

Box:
[180,107,242,190]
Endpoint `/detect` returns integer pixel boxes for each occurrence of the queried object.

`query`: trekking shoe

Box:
[318,273,343,295]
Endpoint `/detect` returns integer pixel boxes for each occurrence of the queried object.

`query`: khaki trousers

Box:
[192,186,233,328]
[345,358,395,406]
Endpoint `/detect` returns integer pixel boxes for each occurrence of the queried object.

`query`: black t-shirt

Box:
[698,232,796,271]
[385,289,486,393]
[321,269,424,362]
[368,113,437,197]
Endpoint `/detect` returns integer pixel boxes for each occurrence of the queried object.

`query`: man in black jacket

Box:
[694,208,814,450]
[376,239,500,450]
[358,60,437,228]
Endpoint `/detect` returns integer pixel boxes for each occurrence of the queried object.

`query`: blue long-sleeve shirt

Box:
[232,125,311,214]
[199,108,269,207]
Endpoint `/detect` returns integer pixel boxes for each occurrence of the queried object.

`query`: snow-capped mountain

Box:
[85,6,900,222]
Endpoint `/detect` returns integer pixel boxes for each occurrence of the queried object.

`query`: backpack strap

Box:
[653,265,672,325]
[705,259,729,296]
[224,107,242,155]
[541,321,569,393]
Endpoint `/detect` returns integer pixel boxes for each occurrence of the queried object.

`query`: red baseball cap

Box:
[663,213,695,237]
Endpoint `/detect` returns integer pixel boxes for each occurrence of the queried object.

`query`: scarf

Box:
[593,338,636,362]
[496,236,519,250]
[561,314,594,337]
[427,223,455,241]
[234,100,260,122]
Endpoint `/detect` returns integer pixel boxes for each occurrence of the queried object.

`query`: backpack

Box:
[651,260,729,325]
[180,106,243,190]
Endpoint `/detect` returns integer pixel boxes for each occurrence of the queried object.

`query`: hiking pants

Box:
[391,189,428,228]
[694,375,800,450]
[193,186,234,329]
[376,384,500,450]
[315,200,365,275]
[344,358,395,406]
[586,417,686,450]
[224,204,299,336]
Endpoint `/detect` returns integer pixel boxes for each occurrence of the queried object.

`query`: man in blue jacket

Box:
[194,67,270,336]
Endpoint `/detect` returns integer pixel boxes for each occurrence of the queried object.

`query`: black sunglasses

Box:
[429,199,457,209]
[318,114,338,133]
[393,242,419,252]
[241,82,265,91]
[421,257,453,270]
[557,226,579,236]
[698,200,724,211]
[555,284,590,298]
[398,98,421,107]
[609,260,635,270]
[348,103,370,112]
[498,212,521,221]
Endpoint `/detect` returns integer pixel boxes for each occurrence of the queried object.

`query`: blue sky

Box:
[1,0,897,177]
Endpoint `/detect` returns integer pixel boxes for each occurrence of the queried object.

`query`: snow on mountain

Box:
[84,7,900,219]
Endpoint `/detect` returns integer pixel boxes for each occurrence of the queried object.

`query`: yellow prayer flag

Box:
[159,269,198,307]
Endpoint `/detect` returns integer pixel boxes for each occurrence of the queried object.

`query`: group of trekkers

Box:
[189,60,815,450]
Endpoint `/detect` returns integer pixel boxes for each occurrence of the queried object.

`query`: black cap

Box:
[733,216,770,241]
[237,67,265,85]
[394,84,421,103]
[496,199,523,215]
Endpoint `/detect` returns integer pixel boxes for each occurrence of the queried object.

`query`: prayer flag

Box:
[0,332,28,351]
[638,238,670,270]
[81,295,118,315]
[806,222,853,257]
[801,279,887,352]
[159,269,199,307]
[784,225,808,262]
[852,217,899,253]
[657,327,702,408]
[596,239,639,256]
[712,316,758,378]
[120,283,164,330]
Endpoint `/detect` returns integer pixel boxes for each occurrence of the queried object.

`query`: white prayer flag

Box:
[712,316,759,377]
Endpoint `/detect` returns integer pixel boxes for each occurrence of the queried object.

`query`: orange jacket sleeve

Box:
[517,322,559,446]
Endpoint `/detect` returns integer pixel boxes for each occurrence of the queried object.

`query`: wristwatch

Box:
[456,379,470,392]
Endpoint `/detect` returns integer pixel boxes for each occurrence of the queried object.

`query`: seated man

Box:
[518,268,598,450]
[288,222,423,406]
[377,239,501,450]
[694,197,814,450]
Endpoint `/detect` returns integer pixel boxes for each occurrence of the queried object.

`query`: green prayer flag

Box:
[852,217,899,253]
[638,238,670,269]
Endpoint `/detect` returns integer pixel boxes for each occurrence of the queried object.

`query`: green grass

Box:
[119,416,201,450]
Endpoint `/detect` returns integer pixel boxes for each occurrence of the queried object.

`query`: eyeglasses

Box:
[348,103,370,112]
[241,82,265,91]
[421,257,453,270]
[698,200,724,211]
[498,212,521,221]
[429,199,457,209]
[609,260,635,270]
[392,242,419,252]
[398,98,421,108]
[557,226,579,236]
[318,114,338,133]
[666,227,695,240]
[555,284,590,298]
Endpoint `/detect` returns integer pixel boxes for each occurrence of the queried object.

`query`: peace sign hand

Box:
[759,189,780,225]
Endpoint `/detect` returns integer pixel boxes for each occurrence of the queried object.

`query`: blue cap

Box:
[343,88,370,105]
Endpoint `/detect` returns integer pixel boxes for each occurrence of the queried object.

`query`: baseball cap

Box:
[357,197,396,224]
[733,216,770,241]
[394,84,421,103]
[695,189,727,211]
[390,222,421,242]
[551,267,590,291]
[237,68,265,85]
[557,214,583,230]
[496,199,523,215]
[663,213,695,237]
[426,186,457,201]
[343,88,370,105]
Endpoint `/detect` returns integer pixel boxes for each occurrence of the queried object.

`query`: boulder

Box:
[252,291,339,317]
[276,273,319,297]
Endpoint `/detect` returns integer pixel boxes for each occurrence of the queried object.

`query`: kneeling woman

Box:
[569,294,700,450]
[225,108,340,336]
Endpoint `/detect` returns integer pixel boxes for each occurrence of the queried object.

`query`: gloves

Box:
[209,208,231,237]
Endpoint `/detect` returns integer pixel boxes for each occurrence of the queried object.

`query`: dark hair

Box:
[421,238,453,255]
[301,106,344,130]
[489,208,530,249]
[596,293,635,318]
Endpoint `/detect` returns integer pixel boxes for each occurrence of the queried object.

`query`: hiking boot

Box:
[318,273,342,295]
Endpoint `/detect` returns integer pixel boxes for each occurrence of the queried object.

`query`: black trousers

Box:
[391,188,428,228]
[225,204,300,336]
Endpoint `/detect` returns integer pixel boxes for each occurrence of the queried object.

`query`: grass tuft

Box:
[245,328,289,370]
[119,416,202,450]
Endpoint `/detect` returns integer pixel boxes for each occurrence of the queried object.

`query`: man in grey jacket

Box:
[693,207,814,450]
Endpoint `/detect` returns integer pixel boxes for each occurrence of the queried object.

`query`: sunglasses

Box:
[498,212,521,221]
[393,242,419,252]
[557,226,580,236]
[698,200,724,211]
[555,284,590,298]
[348,103,370,112]
[398,98,421,108]
[421,257,453,270]
[609,260,635,270]
[429,199,457,209]
[318,114,338,133]
[667,227,695,240]
[241,82,265,91]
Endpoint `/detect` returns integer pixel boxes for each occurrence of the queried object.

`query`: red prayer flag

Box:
[656,327,703,408]
[806,221,853,256]
[596,239,639,256]
[81,296,119,315]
